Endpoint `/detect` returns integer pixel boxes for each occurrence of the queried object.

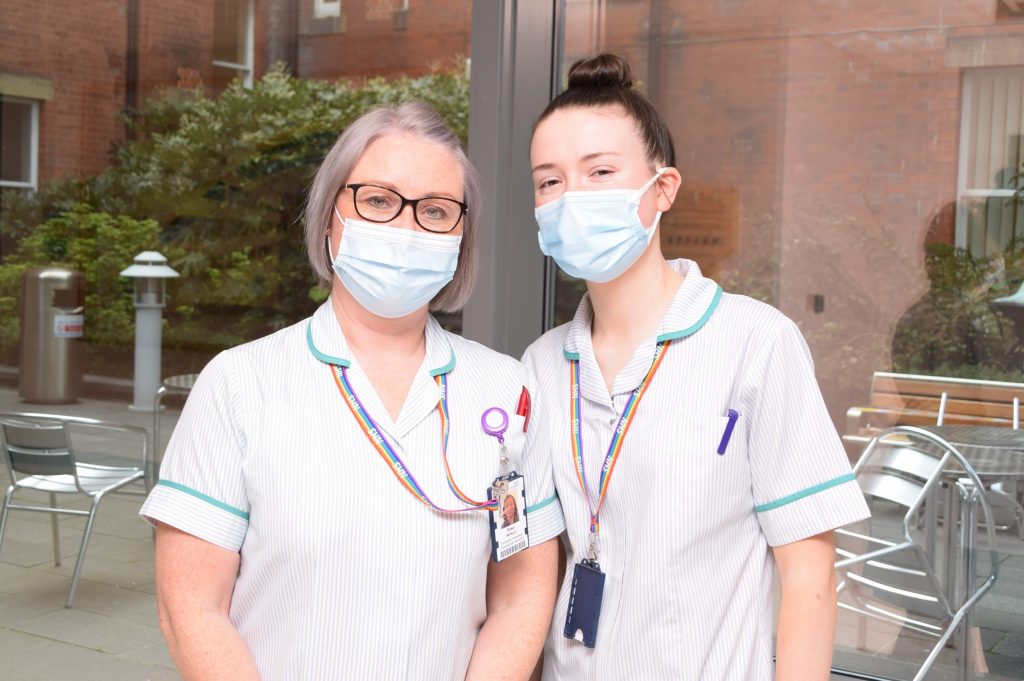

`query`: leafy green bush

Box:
[0,64,470,367]
[0,206,171,351]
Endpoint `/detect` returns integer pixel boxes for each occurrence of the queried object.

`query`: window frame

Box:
[955,66,1024,252]
[0,94,40,191]
[313,0,342,19]
[211,0,256,88]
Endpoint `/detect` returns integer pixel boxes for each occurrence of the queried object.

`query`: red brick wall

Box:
[136,1,216,100]
[1,0,471,184]
[1,0,128,181]
[297,0,472,81]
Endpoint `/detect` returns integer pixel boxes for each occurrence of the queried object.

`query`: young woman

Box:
[522,54,869,680]
[143,102,564,680]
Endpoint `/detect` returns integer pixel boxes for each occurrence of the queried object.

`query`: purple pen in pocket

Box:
[717,409,739,455]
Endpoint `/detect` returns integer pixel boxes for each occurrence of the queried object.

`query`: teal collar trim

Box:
[308,317,454,375]
[429,346,456,376]
[657,285,722,342]
[157,479,250,520]
[754,473,856,513]
[563,350,581,361]
[306,321,350,367]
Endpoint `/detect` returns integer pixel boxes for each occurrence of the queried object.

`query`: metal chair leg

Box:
[49,492,61,566]
[151,385,167,492]
[0,486,13,559]
[66,495,102,608]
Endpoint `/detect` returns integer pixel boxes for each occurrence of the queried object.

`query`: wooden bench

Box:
[843,371,1024,461]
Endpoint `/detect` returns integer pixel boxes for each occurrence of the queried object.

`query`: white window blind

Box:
[956,67,1024,256]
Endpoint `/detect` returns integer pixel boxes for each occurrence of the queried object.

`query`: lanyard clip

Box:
[587,531,599,563]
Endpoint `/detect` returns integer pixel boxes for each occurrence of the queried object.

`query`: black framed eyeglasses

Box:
[341,183,468,234]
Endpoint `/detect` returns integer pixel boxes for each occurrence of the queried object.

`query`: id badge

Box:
[488,472,529,562]
[564,559,605,648]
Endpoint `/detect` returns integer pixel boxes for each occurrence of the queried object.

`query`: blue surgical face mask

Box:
[535,168,668,283]
[330,208,462,318]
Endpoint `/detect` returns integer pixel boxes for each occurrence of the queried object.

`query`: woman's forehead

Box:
[351,131,464,195]
[531,105,644,166]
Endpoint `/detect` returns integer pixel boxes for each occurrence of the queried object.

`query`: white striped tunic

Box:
[522,259,869,681]
[141,301,565,680]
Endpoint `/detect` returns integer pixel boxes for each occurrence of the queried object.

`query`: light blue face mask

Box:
[535,168,668,283]
[331,209,462,318]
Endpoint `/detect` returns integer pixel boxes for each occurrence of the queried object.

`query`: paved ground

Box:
[0,384,180,680]
[0,383,1021,680]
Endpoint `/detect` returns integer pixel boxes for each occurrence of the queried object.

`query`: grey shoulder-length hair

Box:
[304,101,480,313]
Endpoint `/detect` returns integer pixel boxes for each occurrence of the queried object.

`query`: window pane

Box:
[214,0,248,64]
[964,69,1024,191]
[0,99,33,184]
[211,63,245,92]
[963,195,1024,257]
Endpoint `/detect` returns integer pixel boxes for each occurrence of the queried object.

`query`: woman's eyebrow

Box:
[531,151,622,173]
[352,179,459,200]
[581,151,622,162]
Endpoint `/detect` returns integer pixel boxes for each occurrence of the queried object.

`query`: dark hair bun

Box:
[567,53,633,90]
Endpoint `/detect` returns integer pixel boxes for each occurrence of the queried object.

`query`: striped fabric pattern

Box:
[522,259,869,681]
[141,302,565,680]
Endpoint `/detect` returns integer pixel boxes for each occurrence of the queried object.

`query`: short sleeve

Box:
[744,316,869,547]
[139,351,250,551]
[519,360,566,547]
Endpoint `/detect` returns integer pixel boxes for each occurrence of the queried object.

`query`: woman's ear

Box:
[655,167,683,212]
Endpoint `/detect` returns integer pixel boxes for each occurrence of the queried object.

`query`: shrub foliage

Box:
[0,64,469,363]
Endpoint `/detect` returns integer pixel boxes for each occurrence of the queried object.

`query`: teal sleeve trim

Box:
[754,473,857,513]
[526,492,559,514]
[156,479,251,521]
[306,322,350,367]
[429,346,457,376]
[657,285,723,342]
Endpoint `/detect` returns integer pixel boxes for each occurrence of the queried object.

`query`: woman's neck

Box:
[330,285,428,421]
[330,285,427,359]
[589,247,683,350]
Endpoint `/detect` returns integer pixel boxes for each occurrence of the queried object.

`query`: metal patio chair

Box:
[0,412,149,607]
[834,426,998,681]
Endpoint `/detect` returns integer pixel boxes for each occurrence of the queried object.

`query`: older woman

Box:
[142,102,564,680]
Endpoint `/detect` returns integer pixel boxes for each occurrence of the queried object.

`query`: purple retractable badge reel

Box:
[481,407,509,466]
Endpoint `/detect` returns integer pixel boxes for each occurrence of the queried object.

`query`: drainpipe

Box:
[125,0,140,139]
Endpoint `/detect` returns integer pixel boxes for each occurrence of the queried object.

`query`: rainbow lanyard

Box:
[330,364,497,513]
[570,340,671,538]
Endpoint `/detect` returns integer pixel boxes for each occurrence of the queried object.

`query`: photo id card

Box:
[488,473,528,562]
[564,559,605,648]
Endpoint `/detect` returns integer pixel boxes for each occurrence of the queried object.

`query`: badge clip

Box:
[482,406,510,465]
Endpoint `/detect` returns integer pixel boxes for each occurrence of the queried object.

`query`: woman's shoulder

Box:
[221,316,311,364]
[713,290,813,363]
[194,315,314,388]
[715,290,789,332]
[521,323,571,369]
[443,328,532,382]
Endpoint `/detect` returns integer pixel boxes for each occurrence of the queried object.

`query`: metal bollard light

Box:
[120,251,179,412]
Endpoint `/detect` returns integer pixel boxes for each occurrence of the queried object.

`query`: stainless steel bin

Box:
[19,268,84,403]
